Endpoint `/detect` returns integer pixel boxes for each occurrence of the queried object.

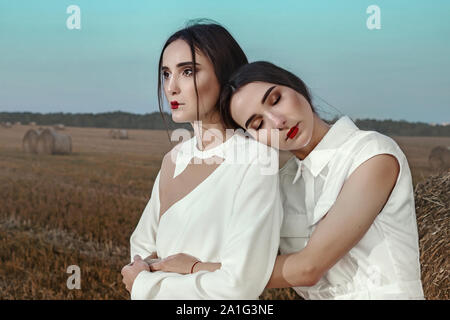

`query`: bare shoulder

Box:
[349,153,400,188]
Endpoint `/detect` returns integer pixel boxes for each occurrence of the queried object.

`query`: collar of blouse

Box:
[292,116,359,184]
[172,133,239,178]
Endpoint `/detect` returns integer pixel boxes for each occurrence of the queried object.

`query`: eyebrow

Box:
[161,61,200,71]
[261,85,276,104]
[244,85,277,129]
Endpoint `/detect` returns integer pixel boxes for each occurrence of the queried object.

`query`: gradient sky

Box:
[0,0,449,123]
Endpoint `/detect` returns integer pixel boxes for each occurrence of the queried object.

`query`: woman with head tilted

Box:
[120,24,283,299]
[221,61,424,299]
[156,61,424,299]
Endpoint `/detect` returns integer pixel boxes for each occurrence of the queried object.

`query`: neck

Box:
[192,115,228,151]
[291,114,331,160]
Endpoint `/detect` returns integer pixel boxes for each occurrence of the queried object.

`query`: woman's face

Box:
[161,39,221,123]
[230,82,314,151]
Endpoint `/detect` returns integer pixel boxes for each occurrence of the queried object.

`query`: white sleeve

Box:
[130,162,283,300]
[129,171,161,263]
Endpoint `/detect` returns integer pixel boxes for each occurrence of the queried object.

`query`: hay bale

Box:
[414,172,449,300]
[53,124,65,130]
[118,129,128,140]
[36,128,72,155]
[109,129,119,139]
[429,146,450,171]
[109,129,128,139]
[29,122,36,126]
[22,129,42,153]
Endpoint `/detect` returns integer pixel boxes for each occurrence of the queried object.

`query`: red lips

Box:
[170,101,179,109]
[286,126,299,139]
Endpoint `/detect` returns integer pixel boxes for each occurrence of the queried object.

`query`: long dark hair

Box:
[220,61,316,129]
[157,19,248,137]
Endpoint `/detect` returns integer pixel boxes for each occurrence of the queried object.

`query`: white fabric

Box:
[279,116,424,300]
[130,132,283,300]
[172,134,228,178]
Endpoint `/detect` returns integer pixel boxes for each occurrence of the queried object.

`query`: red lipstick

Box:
[170,101,179,109]
[286,125,299,140]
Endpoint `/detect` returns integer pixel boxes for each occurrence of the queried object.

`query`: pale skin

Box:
[150,81,400,289]
[120,39,230,293]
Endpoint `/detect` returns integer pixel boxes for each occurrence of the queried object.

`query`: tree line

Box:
[1,111,449,137]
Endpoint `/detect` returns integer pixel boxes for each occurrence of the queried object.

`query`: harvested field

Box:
[0,125,448,299]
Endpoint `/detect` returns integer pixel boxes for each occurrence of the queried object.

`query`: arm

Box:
[150,253,221,274]
[267,154,400,288]
[193,262,221,272]
[130,162,283,300]
[129,171,161,263]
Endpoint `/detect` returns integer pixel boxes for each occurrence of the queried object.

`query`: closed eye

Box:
[256,120,264,130]
[273,94,281,105]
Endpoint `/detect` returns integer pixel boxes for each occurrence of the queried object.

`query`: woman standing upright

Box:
[121,24,283,300]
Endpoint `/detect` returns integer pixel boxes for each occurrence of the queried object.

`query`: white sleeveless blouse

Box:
[279,116,424,299]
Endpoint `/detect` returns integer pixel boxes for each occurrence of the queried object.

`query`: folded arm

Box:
[130,163,283,299]
[267,154,400,288]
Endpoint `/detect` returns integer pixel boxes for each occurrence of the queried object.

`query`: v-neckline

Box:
[158,157,227,224]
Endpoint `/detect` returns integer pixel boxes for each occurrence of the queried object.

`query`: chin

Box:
[171,112,192,123]
[294,134,313,150]
[282,132,312,152]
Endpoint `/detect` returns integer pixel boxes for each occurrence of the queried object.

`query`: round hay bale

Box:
[414,172,449,300]
[429,146,450,171]
[54,124,65,130]
[109,129,119,139]
[29,121,36,126]
[22,129,42,153]
[36,128,72,155]
[119,129,128,140]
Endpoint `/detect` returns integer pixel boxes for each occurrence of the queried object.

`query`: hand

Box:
[150,253,200,274]
[121,255,150,293]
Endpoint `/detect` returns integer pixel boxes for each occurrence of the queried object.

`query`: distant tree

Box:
[0,112,448,136]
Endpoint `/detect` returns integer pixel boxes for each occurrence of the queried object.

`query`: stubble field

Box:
[0,125,448,299]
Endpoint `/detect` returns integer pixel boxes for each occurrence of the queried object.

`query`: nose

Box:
[166,75,180,96]
[265,110,287,129]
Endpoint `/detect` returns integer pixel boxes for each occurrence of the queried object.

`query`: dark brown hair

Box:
[220,61,315,130]
[157,19,248,137]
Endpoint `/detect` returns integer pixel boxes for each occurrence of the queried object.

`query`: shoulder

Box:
[349,152,400,183]
[233,133,275,156]
[225,134,280,184]
[337,128,403,162]
[161,136,195,168]
[338,130,403,181]
[341,130,399,154]
[232,133,279,166]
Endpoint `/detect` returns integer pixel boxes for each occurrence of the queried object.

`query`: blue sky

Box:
[0,0,449,123]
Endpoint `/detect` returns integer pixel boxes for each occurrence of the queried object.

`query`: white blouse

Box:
[130,132,283,300]
[279,116,424,300]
